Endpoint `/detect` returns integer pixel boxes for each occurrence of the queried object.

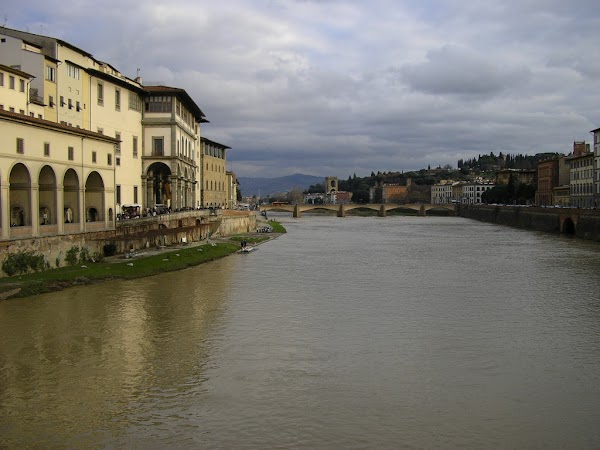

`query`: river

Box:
[1,214,600,448]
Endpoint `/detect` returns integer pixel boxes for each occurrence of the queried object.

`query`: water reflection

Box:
[0,259,234,448]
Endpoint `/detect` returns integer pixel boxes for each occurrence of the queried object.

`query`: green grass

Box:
[229,236,270,244]
[0,242,240,299]
[268,220,286,233]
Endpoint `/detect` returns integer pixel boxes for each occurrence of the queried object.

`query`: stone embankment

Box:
[458,204,600,242]
[0,210,256,276]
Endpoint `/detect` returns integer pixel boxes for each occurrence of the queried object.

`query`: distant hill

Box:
[238,173,324,197]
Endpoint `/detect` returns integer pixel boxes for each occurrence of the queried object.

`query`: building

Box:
[592,128,600,207]
[431,181,457,204]
[460,182,495,204]
[382,184,408,203]
[535,158,560,206]
[226,171,238,210]
[324,176,338,194]
[334,191,352,204]
[201,137,229,208]
[0,108,118,239]
[0,25,232,244]
[566,142,594,208]
[143,85,207,210]
[495,169,536,186]
[370,179,411,204]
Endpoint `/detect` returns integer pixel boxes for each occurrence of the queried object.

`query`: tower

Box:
[325,176,338,194]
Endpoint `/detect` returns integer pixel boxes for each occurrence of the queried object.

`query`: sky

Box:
[3,0,600,178]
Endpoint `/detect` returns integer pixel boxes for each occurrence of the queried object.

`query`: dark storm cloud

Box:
[3,0,599,177]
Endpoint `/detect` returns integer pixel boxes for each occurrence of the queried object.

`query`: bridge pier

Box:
[338,205,345,217]
[293,205,301,218]
[379,205,386,217]
[418,205,426,217]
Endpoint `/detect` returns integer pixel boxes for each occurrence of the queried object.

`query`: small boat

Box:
[239,246,255,253]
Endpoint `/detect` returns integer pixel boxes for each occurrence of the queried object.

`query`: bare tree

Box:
[287,188,304,205]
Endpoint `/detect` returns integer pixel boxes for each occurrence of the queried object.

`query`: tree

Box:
[287,188,304,205]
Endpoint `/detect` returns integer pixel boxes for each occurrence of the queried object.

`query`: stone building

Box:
[0,25,239,245]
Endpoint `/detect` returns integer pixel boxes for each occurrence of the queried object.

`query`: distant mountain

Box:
[238,173,324,198]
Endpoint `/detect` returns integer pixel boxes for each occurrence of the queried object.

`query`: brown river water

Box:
[1,215,600,448]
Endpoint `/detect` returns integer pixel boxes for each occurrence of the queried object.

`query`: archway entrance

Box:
[9,163,31,227]
[147,162,172,207]
[562,217,576,235]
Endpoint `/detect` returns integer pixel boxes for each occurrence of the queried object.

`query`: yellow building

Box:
[226,171,238,209]
[201,137,229,208]
[0,109,118,240]
[0,26,211,216]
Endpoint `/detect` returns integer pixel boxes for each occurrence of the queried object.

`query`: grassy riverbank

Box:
[0,220,287,300]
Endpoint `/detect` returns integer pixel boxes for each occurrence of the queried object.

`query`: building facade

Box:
[460,182,495,204]
[201,137,229,208]
[592,128,600,207]
[431,181,456,204]
[0,25,237,245]
[567,151,594,208]
[535,159,559,206]
[0,109,118,239]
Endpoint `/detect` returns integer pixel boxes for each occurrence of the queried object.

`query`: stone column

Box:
[57,184,64,234]
[379,204,386,217]
[31,183,40,236]
[79,186,86,232]
[141,175,148,209]
[0,180,9,239]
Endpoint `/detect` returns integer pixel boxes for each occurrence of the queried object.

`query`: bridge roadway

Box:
[260,203,456,218]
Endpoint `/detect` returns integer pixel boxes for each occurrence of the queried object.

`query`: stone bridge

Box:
[260,203,456,218]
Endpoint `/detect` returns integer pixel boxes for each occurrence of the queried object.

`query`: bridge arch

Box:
[561,216,576,235]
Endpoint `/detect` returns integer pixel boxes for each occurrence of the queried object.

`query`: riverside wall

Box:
[458,205,600,242]
[0,210,256,275]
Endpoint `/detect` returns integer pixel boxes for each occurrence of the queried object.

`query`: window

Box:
[115,89,121,111]
[153,137,164,156]
[97,127,103,135]
[49,95,55,107]
[116,157,120,166]
[44,143,50,157]
[76,101,81,111]
[60,96,65,107]
[133,136,138,158]
[16,138,24,154]
[0,73,3,86]
[116,185,121,204]
[107,154,112,165]
[115,132,121,154]
[133,186,138,204]
[128,92,142,111]
[68,146,74,160]
[97,83,104,105]
[19,79,25,92]
[145,96,172,113]
[66,63,80,80]
[68,98,73,109]
[9,76,15,89]
[46,65,56,82]
[92,151,97,163]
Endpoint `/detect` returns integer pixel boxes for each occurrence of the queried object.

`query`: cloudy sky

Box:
[3,0,600,178]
